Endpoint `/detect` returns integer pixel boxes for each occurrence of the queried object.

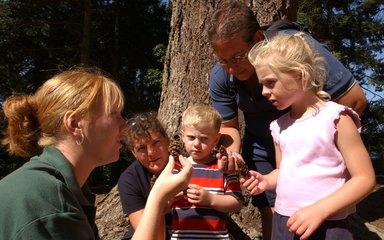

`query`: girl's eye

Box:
[264,80,276,88]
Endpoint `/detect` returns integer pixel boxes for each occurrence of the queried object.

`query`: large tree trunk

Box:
[96,1,298,239]
[158,0,298,137]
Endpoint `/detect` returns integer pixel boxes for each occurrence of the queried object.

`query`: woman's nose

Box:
[147,145,156,155]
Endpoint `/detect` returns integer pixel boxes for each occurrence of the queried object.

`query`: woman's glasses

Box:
[126,112,155,126]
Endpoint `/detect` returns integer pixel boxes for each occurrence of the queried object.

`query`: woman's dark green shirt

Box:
[0,146,99,240]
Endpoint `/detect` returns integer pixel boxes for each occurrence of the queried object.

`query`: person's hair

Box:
[208,1,260,44]
[248,32,330,100]
[124,112,168,150]
[181,104,222,133]
[2,67,125,158]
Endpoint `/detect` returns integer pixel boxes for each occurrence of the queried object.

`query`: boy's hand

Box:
[186,184,211,206]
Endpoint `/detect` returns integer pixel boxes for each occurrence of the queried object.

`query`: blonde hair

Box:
[181,104,222,133]
[2,67,125,157]
[248,33,330,100]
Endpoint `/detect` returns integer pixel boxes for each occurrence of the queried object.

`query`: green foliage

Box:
[0,0,170,110]
[139,43,167,110]
[298,0,384,89]
[0,0,170,183]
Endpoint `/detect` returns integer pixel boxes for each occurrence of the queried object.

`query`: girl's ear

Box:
[300,66,312,90]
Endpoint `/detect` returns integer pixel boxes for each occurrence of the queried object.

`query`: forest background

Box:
[0,0,383,193]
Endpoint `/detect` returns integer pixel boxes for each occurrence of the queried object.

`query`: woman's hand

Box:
[132,155,193,240]
[151,154,194,202]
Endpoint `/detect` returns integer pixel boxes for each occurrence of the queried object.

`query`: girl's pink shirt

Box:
[270,101,361,220]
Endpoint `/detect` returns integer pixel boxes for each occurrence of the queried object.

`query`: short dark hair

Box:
[124,112,167,150]
[208,1,260,44]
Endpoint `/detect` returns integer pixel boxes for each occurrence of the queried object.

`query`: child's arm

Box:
[241,141,281,195]
[186,183,243,213]
[287,112,376,240]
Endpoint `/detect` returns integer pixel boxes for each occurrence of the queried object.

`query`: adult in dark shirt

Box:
[207,2,368,239]
[118,112,172,240]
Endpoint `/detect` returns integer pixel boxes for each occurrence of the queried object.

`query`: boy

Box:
[171,104,244,239]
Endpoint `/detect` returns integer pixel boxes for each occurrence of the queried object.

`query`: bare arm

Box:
[287,113,375,239]
[128,210,143,231]
[129,210,165,240]
[186,183,243,213]
[334,82,368,115]
[218,117,241,152]
[207,194,243,213]
[314,113,375,217]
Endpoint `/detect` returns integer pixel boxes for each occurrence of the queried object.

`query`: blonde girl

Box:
[243,33,375,240]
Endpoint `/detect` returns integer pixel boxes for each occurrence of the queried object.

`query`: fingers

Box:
[245,176,262,194]
[187,184,200,197]
[175,191,184,198]
[187,188,200,197]
[155,156,193,196]
[227,153,236,173]
[287,214,314,240]
[217,149,239,174]
[240,171,266,195]
[217,155,229,172]
[177,157,193,185]
[163,155,176,173]
[289,224,310,240]
[186,184,206,203]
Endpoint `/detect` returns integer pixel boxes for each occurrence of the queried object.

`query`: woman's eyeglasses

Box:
[126,112,154,126]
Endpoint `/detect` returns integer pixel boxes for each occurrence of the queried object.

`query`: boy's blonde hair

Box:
[248,32,330,100]
[181,104,222,133]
